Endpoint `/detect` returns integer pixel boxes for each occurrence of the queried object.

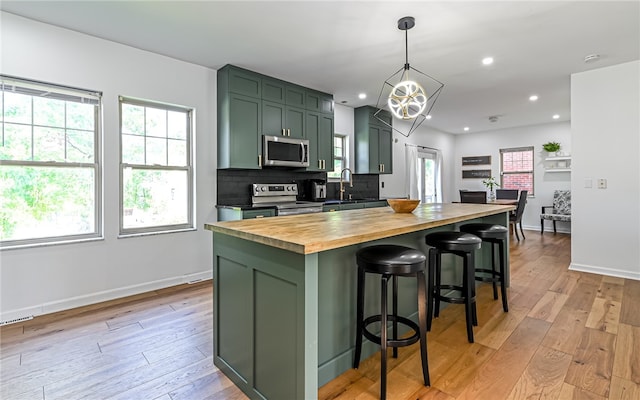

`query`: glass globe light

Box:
[387,80,428,120]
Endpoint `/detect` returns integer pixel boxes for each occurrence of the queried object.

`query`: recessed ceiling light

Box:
[358,93,367,100]
[529,95,539,101]
[426,115,432,120]
[463,127,470,132]
[482,57,494,65]
[552,114,560,119]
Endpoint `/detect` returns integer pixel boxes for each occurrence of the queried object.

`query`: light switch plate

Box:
[584,178,592,188]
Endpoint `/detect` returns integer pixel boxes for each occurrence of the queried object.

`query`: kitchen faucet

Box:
[339,168,353,201]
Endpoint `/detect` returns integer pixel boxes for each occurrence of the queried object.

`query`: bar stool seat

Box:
[353,244,430,400]
[425,231,482,343]
[459,223,509,312]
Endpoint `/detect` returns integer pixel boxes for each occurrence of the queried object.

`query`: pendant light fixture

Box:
[374,16,444,137]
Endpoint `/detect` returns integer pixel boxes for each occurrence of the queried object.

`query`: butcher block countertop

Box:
[205,203,514,255]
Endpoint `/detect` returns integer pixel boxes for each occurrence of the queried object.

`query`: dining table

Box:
[489,199,519,205]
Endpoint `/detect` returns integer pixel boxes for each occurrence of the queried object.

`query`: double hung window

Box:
[500,146,534,195]
[328,134,347,180]
[119,97,194,235]
[0,75,102,248]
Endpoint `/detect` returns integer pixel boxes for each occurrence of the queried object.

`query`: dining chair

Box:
[509,190,528,240]
[459,190,487,204]
[495,189,519,200]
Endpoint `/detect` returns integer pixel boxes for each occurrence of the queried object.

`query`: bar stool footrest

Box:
[474,268,502,283]
[435,284,476,304]
[362,315,421,348]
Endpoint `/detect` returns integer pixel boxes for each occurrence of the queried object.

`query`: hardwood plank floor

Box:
[1,231,638,399]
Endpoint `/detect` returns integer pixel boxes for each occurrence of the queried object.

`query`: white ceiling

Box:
[2,1,639,134]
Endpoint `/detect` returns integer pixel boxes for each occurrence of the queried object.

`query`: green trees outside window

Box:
[1,76,101,247]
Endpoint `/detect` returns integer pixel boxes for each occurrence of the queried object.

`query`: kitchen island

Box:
[205,203,514,400]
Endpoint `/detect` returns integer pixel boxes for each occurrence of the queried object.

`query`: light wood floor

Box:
[1,232,639,400]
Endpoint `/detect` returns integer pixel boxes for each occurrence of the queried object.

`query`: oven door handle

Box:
[300,142,305,163]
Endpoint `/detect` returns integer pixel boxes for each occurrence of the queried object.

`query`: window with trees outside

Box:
[327,134,347,180]
[1,76,102,249]
[119,97,194,235]
[500,146,534,195]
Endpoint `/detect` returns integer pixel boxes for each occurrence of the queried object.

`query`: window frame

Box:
[0,75,103,249]
[327,133,348,182]
[499,146,535,196]
[118,96,195,236]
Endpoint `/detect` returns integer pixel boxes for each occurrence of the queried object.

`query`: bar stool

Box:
[425,231,482,343]
[353,244,430,400]
[459,223,509,312]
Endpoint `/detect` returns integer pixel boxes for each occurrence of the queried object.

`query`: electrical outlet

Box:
[597,178,607,189]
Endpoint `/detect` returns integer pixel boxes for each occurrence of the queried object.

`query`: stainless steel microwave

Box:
[262,135,309,167]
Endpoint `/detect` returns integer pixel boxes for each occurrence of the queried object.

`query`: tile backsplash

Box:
[217,169,379,205]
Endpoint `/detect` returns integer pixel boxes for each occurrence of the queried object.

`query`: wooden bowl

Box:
[387,199,420,213]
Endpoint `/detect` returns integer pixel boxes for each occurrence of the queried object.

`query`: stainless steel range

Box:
[252,183,323,216]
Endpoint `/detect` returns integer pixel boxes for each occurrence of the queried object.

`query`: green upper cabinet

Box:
[306,90,334,114]
[218,66,262,169]
[306,111,334,171]
[286,85,306,108]
[354,106,393,174]
[262,77,286,103]
[262,101,305,139]
[218,64,334,169]
[228,68,262,97]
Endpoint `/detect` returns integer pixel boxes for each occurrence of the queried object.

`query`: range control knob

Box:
[259,186,267,192]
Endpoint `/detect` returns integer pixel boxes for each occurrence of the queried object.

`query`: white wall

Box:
[0,13,217,321]
[379,121,457,201]
[333,103,355,178]
[454,122,572,232]
[570,60,640,280]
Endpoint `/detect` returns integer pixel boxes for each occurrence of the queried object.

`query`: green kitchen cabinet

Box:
[364,200,389,208]
[262,77,286,103]
[218,207,276,221]
[218,64,334,169]
[286,85,306,108]
[218,92,262,169]
[218,66,262,169]
[354,106,393,174]
[228,67,262,97]
[306,90,334,114]
[263,101,305,139]
[306,111,334,171]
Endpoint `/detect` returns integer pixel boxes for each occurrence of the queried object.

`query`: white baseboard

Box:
[569,262,640,281]
[521,224,571,234]
[0,270,212,325]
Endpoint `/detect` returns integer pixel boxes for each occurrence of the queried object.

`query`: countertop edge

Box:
[205,204,514,255]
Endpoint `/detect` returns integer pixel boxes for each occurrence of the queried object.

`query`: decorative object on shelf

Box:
[542,141,561,157]
[387,198,420,213]
[374,16,444,138]
[482,176,500,201]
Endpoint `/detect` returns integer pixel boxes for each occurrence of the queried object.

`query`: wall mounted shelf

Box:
[544,155,571,172]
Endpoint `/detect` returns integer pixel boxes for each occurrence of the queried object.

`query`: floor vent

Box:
[187,278,205,284]
[0,315,34,326]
